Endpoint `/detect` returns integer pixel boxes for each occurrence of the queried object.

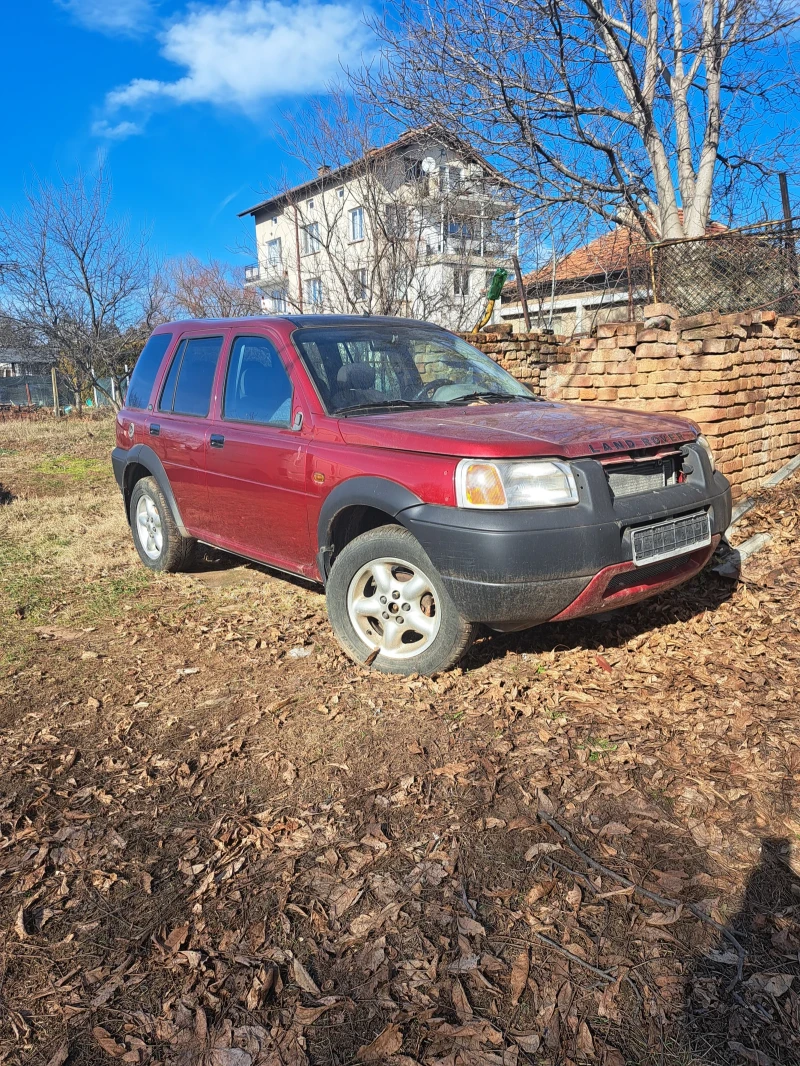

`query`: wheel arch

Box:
[118,445,189,536]
[316,477,423,582]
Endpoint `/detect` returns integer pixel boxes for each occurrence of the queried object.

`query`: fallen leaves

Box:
[357,1023,403,1061]
[509,949,529,1006]
[291,957,321,997]
[4,430,800,1064]
[92,1026,126,1058]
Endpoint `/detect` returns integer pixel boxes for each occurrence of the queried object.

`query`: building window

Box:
[266,237,281,267]
[454,268,470,296]
[302,221,320,255]
[307,198,315,209]
[440,165,464,193]
[350,206,364,242]
[271,216,278,226]
[405,158,422,183]
[337,188,344,199]
[353,267,368,301]
[304,277,323,310]
[267,288,287,313]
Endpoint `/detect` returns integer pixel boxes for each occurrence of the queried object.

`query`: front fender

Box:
[316,476,423,580]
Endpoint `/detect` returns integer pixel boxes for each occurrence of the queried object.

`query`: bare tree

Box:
[358,0,800,240]
[0,168,162,409]
[263,93,517,330]
[166,255,261,319]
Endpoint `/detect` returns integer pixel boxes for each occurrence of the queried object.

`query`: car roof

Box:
[153,314,446,332]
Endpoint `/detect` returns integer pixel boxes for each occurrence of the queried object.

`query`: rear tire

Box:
[129,476,195,573]
[326,525,477,675]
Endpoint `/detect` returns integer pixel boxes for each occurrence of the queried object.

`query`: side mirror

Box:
[291,410,304,432]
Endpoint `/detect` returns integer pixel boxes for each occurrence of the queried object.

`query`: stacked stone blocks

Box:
[461,308,800,498]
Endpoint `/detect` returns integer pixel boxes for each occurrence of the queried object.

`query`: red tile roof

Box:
[511,219,728,293]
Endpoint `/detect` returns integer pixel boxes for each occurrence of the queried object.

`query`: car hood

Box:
[337,400,698,459]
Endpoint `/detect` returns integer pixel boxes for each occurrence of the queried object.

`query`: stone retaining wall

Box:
[464,306,800,497]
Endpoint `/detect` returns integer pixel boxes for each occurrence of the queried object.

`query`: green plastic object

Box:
[486,268,509,301]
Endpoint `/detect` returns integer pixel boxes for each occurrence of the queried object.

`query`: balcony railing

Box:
[426,236,515,259]
[245,260,285,284]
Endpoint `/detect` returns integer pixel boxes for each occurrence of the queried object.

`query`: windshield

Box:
[291,324,538,415]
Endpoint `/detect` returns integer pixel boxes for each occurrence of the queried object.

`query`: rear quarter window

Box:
[125,333,173,410]
[159,336,223,418]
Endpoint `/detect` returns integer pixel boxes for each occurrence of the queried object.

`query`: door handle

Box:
[149,423,160,436]
[210,434,225,449]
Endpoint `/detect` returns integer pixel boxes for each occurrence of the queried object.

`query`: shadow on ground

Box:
[183,544,738,671]
[467,567,738,669]
[684,837,800,1065]
[0,482,13,505]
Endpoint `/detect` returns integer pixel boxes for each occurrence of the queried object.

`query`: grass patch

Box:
[578,735,620,761]
[33,455,107,480]
[81,568,153,620]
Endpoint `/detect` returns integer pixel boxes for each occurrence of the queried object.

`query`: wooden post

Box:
[25,381,32,406]
[512,254,531,331]
[779,172,797,284]
[51,366,59,415]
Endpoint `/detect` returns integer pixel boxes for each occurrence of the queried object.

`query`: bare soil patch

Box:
[1,416,798,1066]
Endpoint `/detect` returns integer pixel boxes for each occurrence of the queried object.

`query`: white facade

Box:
[240,132,516,331]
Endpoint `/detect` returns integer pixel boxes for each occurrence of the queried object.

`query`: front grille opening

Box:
[604,557,684,597]
[606,454,681,499]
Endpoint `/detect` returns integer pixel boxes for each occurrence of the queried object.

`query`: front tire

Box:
[326,525,477,675]
[129,476,195,572]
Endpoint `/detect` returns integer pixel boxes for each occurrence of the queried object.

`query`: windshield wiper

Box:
[444,391,542,405]
[337,399,448,417]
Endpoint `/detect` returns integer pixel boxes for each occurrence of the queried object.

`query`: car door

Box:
[204,331,313,574]
[150,331,227,536]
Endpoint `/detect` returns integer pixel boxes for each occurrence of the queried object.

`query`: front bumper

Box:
[400,446,732,630]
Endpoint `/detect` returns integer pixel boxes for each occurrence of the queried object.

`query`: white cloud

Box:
[91,119,144,139]
[104,0,372,117]
[57,0,155,36]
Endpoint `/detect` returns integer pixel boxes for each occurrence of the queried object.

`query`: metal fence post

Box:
[51,366,59,415]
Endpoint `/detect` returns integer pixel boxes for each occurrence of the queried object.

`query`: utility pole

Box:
[293,204,304,312]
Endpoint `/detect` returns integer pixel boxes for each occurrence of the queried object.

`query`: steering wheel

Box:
[413,378,452,401]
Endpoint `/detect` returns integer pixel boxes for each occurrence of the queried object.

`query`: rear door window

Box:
[223,335,293,425]
[125,332,173,409]
[158,335,223,417]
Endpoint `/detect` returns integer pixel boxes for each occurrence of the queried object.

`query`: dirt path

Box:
[1,416,799,1066]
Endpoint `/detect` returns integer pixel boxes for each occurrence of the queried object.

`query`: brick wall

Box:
[463,305,800,497]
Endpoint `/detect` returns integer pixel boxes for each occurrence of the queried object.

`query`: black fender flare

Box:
[112,444,189,537]
[316,476,423,581]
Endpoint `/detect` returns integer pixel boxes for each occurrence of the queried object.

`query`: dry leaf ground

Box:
[1,415,799,1066]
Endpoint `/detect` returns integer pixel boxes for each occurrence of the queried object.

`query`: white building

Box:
[239,127,517,331]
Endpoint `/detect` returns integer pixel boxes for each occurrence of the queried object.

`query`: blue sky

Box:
[1,0,372,264]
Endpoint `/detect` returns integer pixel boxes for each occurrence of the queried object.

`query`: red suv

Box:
[112,316,731,674]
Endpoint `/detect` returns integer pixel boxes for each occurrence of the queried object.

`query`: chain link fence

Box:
[650,220,800,317]
[0,372,126,411]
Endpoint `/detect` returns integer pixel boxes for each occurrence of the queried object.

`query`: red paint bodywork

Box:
[116,317,705,595]
[550,537,720,622]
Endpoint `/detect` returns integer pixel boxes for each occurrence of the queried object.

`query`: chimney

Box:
[317,164,332,176]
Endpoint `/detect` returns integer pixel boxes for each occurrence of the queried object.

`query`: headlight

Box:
[455,458,579,509]
[696,435,716,472]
